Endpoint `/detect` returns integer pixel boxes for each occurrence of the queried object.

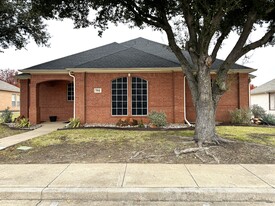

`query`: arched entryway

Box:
[38,80,73,122]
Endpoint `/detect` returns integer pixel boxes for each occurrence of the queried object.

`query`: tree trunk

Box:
[192,62,218,147]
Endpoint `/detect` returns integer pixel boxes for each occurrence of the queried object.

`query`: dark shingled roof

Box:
[22,37,255,72]
[78,47,179,68]
[251,79,275,94]
[0,80,20,92]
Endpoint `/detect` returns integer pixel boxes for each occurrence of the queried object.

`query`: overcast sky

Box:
[0,19,274,86]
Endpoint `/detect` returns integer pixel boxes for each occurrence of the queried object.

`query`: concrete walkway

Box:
[0,164,274,205]
[0,122,65,150]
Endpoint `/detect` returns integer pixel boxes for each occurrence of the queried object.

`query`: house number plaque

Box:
[94,88,102,93]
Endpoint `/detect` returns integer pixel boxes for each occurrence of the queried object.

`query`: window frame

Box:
[11,94,16,107]
[269,93,275,111]
[67,82,74,101]
[16,94,20,107]
[131,76,148,116]
[111,77,128,116]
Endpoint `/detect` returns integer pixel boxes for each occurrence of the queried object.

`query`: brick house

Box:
[0,80,20,112]
[18,38,254,124]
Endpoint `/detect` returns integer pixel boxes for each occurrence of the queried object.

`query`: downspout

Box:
[69,71,76,119]
[184,76,192,127]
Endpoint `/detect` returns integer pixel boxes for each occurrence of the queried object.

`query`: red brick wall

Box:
[186,73,250,123]
[27,74,73,124]
[84,72,185,124]
[23,72,249,124]
[39,80,73,122]
[20,79,29,118]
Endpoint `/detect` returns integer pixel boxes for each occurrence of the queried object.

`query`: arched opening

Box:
[38,80,73,122]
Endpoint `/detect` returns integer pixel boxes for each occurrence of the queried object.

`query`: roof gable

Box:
[251,79,275,94]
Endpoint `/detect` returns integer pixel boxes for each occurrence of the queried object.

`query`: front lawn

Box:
[0,126,274,164]
[0,124,26,139]
[217,126,275,146]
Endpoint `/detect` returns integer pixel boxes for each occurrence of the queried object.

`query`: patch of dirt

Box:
[0,135,274,164]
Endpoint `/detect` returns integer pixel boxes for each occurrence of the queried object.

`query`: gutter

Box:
[68,71,76,119]
[183,76,192,127]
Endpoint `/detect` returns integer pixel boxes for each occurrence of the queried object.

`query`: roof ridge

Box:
[76,46,180,68]
[75,46,130,68]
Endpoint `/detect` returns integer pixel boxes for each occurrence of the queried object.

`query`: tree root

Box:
[175,146,220,164]
[174,147,207,157]
[130,151,165,160]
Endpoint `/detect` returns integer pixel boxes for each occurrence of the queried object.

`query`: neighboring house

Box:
[0,80,20,112]
[17,37,254,124]
[251,79,275,115]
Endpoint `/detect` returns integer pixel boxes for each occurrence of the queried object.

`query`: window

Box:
[17,95,20,107]
[11,94,16,107]
[270,93,275,110]
[67,83,74,101]
[112,77,128,115]
[132,77,148,115]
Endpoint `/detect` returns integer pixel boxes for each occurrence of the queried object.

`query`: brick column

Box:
[238,73,249,109]
[173,72,185,123]
[75,73,86,123]
[20,79,29,118]
[29,82,39,124]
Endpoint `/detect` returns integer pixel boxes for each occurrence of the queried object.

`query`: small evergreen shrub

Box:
[261,114,275,125]
[66,118,81,128]
[148,111,167,127]
[230,108,251,125]
[0,107,13,123]
[251,104,266,118]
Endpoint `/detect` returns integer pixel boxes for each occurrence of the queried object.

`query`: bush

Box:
[251,104,266,118]
[230,108,251,125]
[66,118,81,128]
[261,114,275,125]
[16,118,31,128]
[116,118,138,127]
[0,107,13,123]
[148,111,167,127]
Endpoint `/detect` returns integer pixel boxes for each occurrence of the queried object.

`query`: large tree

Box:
[0,0,50,50]
[3,0,275,146]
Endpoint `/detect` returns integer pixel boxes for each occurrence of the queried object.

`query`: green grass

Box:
[217,126,275,146]
[29,129,194,147]
[0,124,26,139]
[17,126,275,148]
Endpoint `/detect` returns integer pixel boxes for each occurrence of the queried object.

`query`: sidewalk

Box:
[0,122,65,150]
[0,164,274,205]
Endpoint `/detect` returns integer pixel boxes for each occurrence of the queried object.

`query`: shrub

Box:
[66,118,81,128]
[16,118,31,128]
[261,114,275,125]
[148,111,167,127]
[230,108,251,125]
[251,104,266,118]
[0,107,13,123]
[116,118,138,127]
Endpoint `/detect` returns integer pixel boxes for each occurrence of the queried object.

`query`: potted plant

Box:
[49,116,57,122]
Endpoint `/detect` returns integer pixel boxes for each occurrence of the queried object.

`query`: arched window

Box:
[132,77,148,115]
[112,77,128,115]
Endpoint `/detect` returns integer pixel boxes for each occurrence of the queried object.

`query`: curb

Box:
[1,188,274,202]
